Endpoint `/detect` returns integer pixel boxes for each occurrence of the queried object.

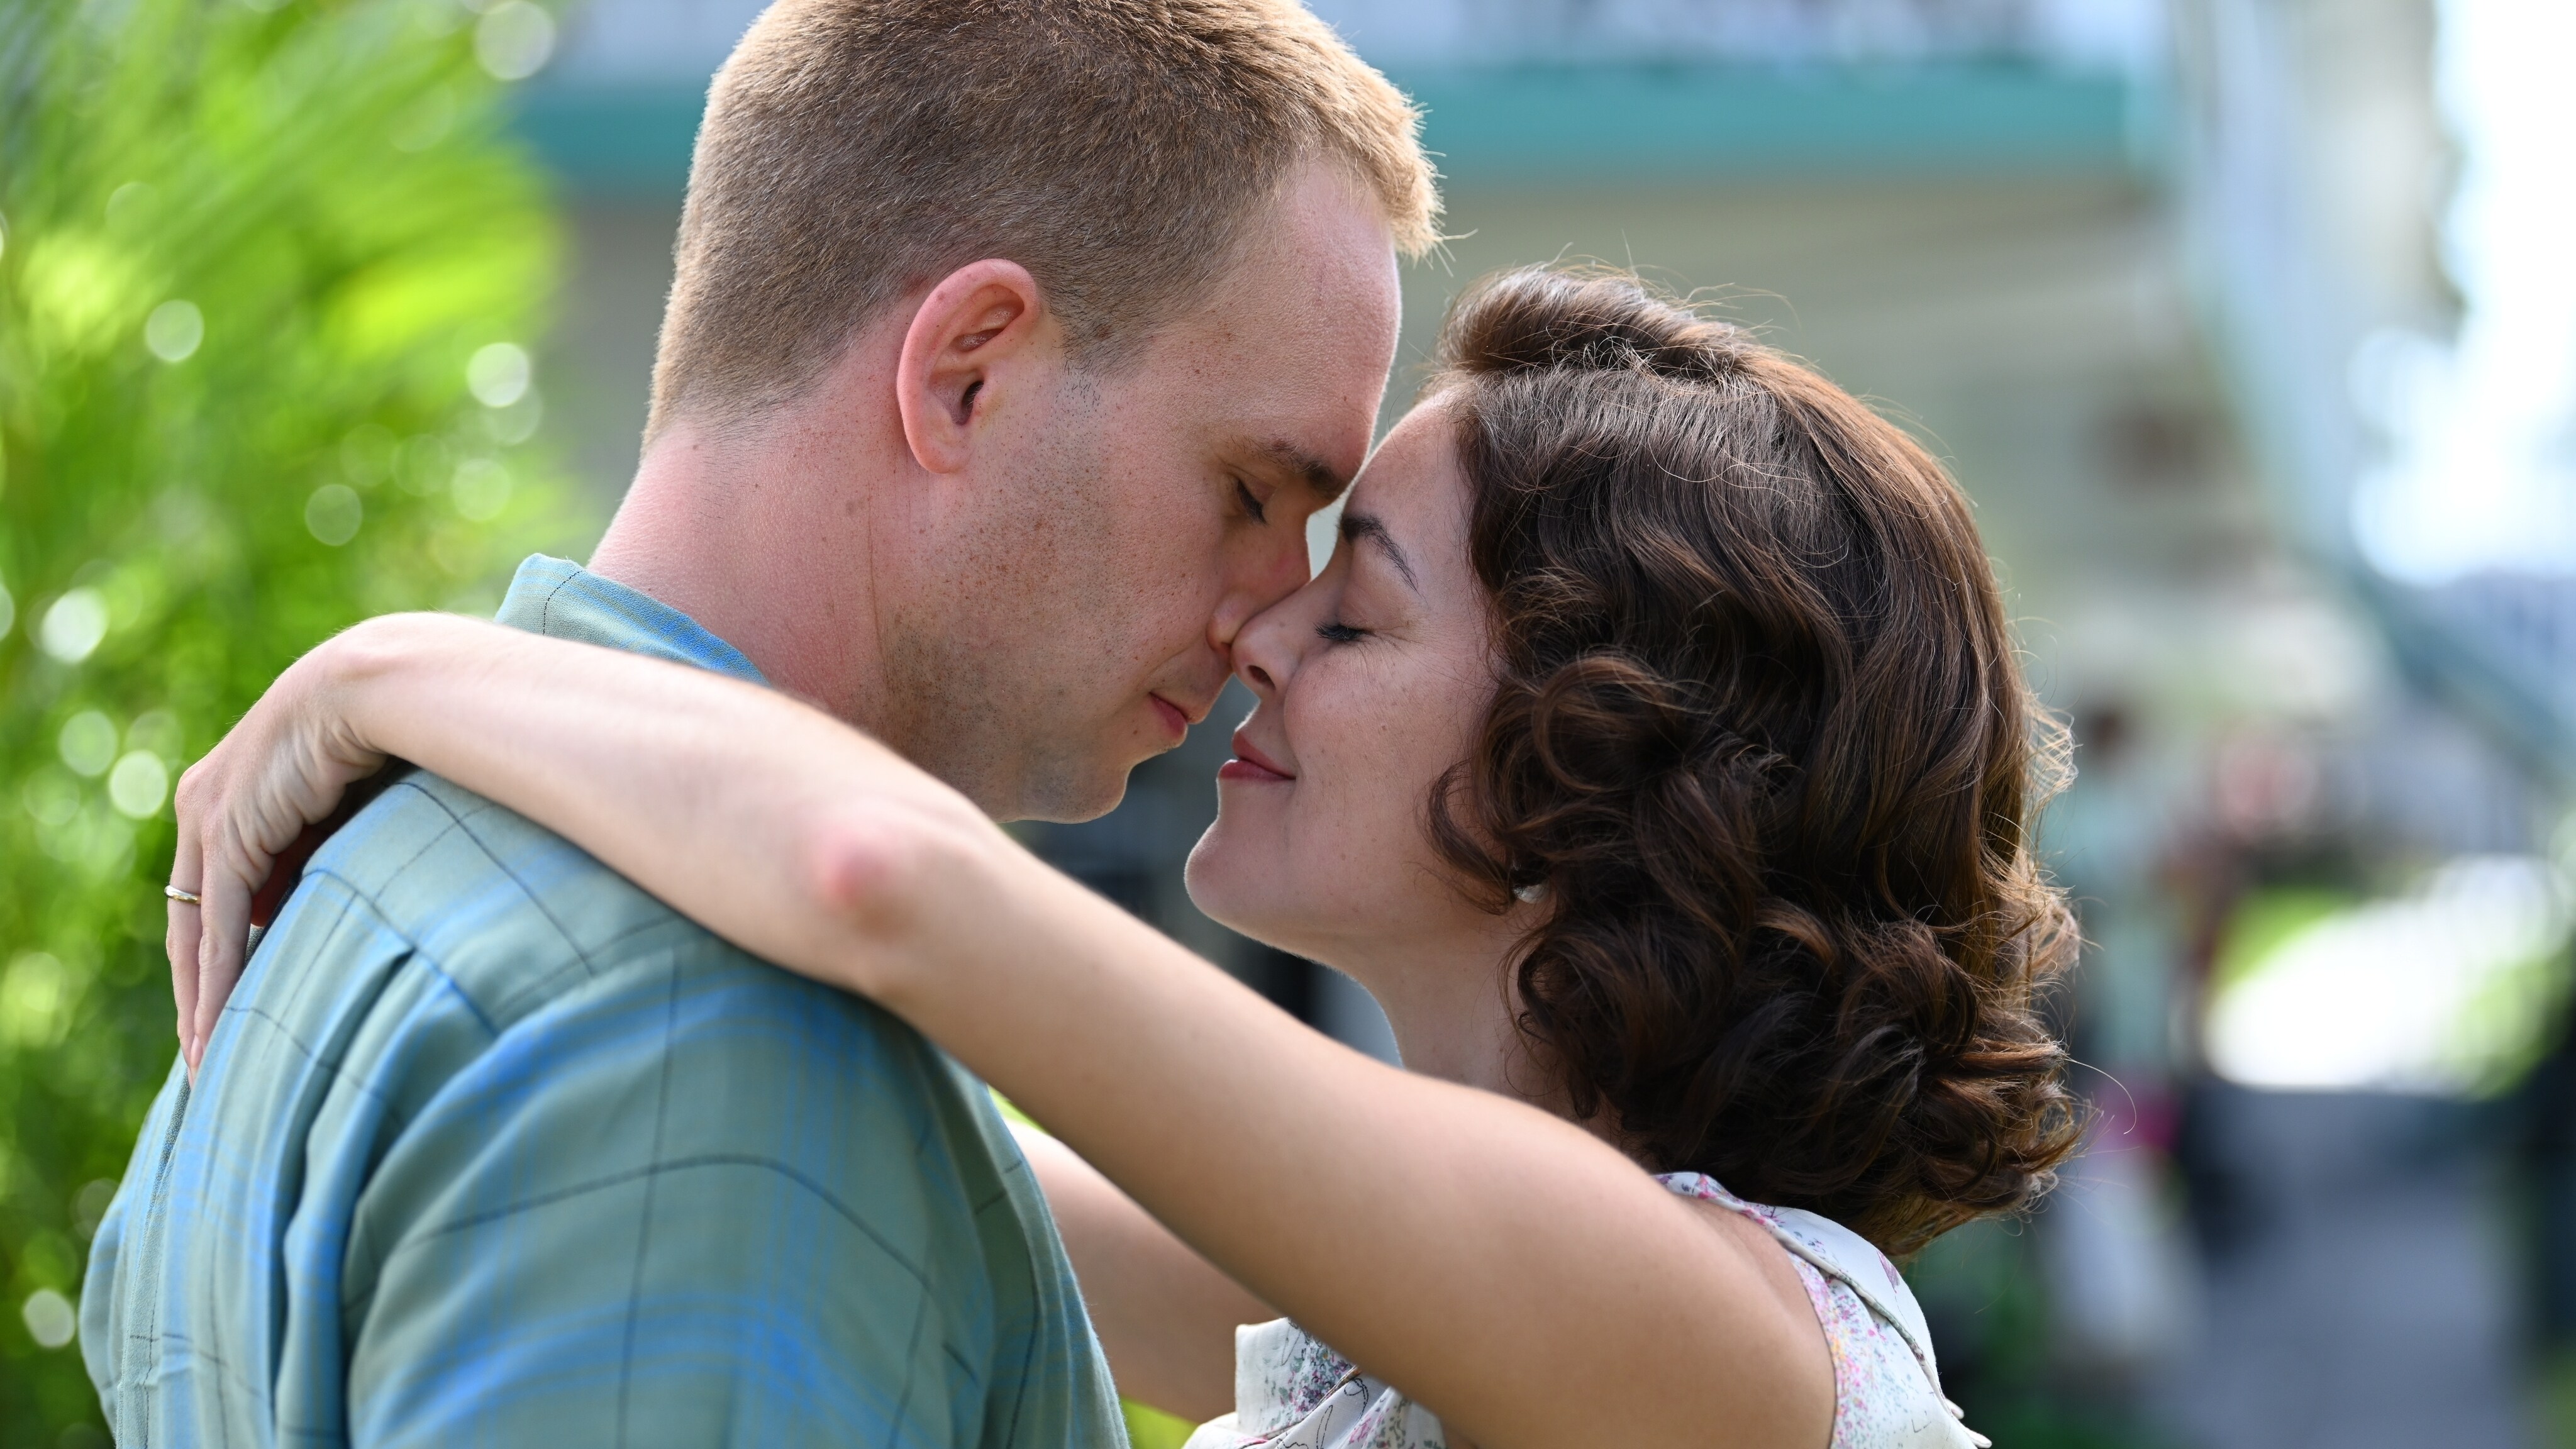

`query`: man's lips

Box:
[1220,730,1294,783]
[1148,692,1213,740]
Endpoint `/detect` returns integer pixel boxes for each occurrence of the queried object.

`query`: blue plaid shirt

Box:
[82,555,1125,1448]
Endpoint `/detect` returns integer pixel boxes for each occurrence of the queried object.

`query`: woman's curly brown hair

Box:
[1426,265,2081,1257]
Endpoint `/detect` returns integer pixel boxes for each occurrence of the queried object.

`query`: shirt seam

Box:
[350,1153,940,1302]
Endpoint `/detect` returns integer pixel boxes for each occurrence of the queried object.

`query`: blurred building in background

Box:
[502,1,2573,1443]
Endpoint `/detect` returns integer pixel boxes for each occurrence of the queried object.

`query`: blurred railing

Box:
[1304,0,2163,69]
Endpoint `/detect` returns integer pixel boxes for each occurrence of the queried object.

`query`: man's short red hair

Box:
[648,0,1440,440]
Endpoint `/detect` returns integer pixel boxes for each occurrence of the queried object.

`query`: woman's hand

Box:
[167,623,404,1072]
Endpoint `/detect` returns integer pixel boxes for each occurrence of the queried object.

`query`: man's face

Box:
[884,162,1402,821]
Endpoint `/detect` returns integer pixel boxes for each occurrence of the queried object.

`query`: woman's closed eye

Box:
[1316,621,1368,645]
[1235,478,1269,526]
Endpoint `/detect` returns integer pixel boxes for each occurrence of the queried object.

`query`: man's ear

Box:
[895,259,1050,476]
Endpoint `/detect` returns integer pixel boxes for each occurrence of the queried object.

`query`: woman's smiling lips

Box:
[1219,730,1294,784]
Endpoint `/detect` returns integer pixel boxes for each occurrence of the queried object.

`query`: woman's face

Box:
[1185,401,1507,972]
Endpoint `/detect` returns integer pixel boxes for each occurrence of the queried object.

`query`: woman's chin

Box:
[1184,830,1307,957]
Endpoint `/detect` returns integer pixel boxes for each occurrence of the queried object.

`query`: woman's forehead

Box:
[1348,404,1458,519]
[1340,407,1475,598]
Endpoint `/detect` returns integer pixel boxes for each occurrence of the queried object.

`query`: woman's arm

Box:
[168,612,974,1067]
[173,613,1831,1449]
[833,826,1829,1449]
[1011,1122,1270,1420]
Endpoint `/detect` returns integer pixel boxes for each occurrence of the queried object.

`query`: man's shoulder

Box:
[293,767,746,1028]
[217,765,977,1155]
[202,767,976,1172]
[258,769,1000,1187]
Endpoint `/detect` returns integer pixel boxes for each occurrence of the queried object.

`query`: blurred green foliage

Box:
[1907,1218,2174,1449]
[0,0,580,1430]
[1123,1399,1196,1448]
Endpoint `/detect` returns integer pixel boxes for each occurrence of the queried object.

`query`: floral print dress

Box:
[1180,1173,1987,1449]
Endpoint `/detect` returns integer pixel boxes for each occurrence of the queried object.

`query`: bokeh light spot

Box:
[39,589,108,663]
[107,752,167,819]
[145,299,203,363]
[466,341,531,407]
[58,712,118,778]
[19,1289,74,1350]
[474,1,555,80]
[305,483,364,546]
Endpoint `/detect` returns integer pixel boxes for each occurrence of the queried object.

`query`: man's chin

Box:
[1009,757,1134,826]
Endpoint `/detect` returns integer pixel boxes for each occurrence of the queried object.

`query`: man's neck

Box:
[587,418,893,731]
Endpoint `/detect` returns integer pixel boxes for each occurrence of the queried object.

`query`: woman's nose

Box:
[1231,592,1307,702]
[1210,526,1317,654]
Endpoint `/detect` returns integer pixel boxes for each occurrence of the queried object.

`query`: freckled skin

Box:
[1188,402,1540,1089]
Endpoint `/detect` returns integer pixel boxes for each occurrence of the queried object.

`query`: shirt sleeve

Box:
[338,946,996,1448]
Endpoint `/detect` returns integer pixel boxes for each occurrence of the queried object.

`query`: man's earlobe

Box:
[895,260,1046,475]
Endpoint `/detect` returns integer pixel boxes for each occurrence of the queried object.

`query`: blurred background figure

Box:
[5,0,2573,1445]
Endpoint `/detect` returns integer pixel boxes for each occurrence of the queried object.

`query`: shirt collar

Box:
[492,555,768,687]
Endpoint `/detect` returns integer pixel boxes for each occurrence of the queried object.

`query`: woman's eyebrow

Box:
[1341,510,1418,591]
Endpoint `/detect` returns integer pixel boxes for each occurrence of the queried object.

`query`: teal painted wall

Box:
[514,64,2152,196]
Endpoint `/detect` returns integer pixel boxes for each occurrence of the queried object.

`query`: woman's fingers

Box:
[182,750,287,1072]
[167,750,280,1074]
[190,844,257,1074]
[166,820,205,1061]
[166,697,396,1071]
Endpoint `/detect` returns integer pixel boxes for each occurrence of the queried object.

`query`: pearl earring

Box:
[1514,881,1548,904]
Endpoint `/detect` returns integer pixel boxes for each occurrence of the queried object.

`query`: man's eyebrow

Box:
[1341,509,1418,591]
[1244,438,1352,502]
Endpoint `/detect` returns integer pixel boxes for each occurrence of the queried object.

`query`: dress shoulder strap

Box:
[1656,1172,1947,1394]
